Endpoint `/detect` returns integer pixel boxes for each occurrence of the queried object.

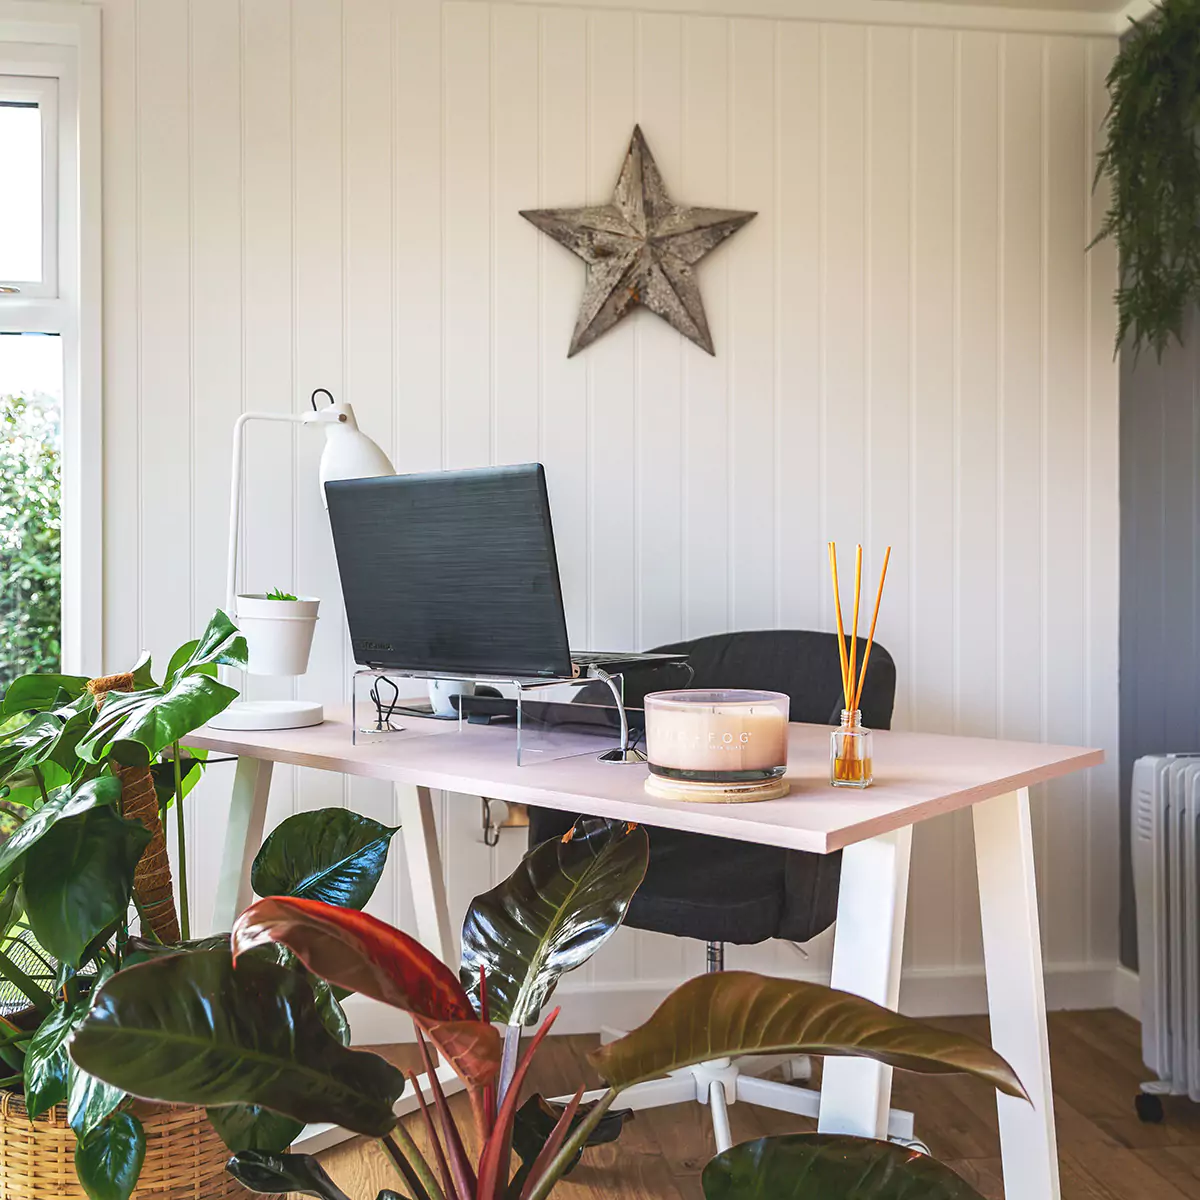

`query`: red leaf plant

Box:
[231,896,601,1200]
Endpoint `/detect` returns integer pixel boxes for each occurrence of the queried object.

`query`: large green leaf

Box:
[2,673,89,717]
[225,1151,352,1200]
[0,694,95,788]
[25,1001,81,1118]
[77,674,239,764]
[460,818,648,1025]
[0,775,123,891]
[701,1135,986,1199]
[68,1057,127,1136]
[69,949,405,1137]
[164,610,248,686]
[23,806,151,966]
[206,1104,304,1154]
[251,809,399,909]
[590,972,1027,1099]
[74,1111,147,1200]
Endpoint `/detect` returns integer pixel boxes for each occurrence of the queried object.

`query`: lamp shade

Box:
[317,401,395,505]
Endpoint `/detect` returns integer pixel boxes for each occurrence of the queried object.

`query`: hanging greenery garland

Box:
[1094,0,1200,358]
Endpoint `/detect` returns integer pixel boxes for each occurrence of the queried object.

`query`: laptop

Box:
[325,463,688,681]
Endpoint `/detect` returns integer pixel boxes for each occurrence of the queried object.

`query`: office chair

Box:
[530,630,913,1151]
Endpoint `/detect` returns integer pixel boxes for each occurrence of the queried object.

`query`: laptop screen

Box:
[325,464,574,679]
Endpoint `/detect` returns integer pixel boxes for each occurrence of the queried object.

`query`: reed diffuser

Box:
[828,541,891,788]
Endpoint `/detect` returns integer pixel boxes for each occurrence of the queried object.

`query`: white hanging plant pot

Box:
[236,594,320,677]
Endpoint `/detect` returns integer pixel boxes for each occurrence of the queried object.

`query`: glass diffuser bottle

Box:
[830,709,873,788]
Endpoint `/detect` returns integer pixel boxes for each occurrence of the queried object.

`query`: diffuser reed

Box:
[828,542,891,788]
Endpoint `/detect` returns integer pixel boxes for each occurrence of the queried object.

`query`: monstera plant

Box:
[67,818,1025,1200]
[0,610,402,1200]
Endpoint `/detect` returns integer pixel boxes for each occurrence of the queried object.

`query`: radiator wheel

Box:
[1135,1093,1164,1124]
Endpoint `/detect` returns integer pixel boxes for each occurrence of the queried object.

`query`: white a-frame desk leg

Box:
[212,756,274,932]
[818,826,913,1137]
[974,788,1060,1200]
[395,783,455,966]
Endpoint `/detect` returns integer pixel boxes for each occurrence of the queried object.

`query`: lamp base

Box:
[208,699,324,731]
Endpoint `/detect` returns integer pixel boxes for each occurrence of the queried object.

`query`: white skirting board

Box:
[342,962,1130,1047]
[1114,965,1141,1021]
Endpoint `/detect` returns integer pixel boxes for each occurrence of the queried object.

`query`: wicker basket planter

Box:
[0,1092,245,1199]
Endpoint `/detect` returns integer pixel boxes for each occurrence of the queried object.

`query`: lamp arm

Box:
[226,412,309,615]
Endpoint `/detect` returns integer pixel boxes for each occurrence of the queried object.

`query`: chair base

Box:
[567,1034,916,1155]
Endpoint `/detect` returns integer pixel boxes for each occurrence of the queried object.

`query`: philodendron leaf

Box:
[164,609,248,686]
[206,1104,304,1154]
[23,806,152,967]
[232,896,474,1021]
[25,1001,82,1119]
[225,1151,352,1200]
[77,674,239,765]
[67,1058,126,1136]
[2,673,89,716]
[251,809,399,909]
[461,818,649,1025]
[701,1135,986,1200]
[590,971,1028,1100]
[69,949,405,1137]
[0,695,95,789]
[0,775,123,890]
[231,896,501,1090]
[74,1110,147,1200]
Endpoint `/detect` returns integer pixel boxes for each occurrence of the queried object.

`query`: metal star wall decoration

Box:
[521,126,756,357]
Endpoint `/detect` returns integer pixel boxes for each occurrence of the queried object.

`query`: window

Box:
[0,11,101,681]
[0,76,56,295]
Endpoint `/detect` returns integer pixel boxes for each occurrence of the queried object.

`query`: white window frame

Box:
[0,3,101,676]
[0,72,58,296]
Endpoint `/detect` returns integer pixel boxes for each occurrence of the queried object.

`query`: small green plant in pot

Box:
[0,609,399,1200]
[69,818,1026,1199]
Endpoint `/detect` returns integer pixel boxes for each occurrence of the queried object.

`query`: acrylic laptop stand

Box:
[350,665,646,766]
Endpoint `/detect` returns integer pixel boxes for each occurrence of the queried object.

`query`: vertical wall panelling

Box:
[775,20,821,635]
[292,0,345,821]
[240,0,298,846]
[680,15,730,643]
[97,0,1121,1018]
[344,0,399,926]
[1086,40,1120,969]
[188,0,244,914]
[634,12,684,655]
[1043,37,1089,966]
[538,6,589,647]
[908,27,956,972]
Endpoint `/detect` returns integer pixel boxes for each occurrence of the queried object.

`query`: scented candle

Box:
[644,690,789,783]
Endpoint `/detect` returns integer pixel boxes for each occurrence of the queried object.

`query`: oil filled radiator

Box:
[1132,753,1200,1122]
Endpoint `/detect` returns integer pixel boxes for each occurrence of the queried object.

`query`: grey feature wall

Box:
[1120,309,1200,969]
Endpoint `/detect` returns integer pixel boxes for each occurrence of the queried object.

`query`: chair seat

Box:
[625,828,789,945]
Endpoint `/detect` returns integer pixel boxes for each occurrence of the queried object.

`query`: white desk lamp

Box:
[210,388,395,731]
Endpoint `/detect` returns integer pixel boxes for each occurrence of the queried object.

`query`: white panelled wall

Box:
[94,0,1120,1032]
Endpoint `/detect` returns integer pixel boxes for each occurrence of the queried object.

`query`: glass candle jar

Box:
[644,690,790,784]
[830,709,873,788]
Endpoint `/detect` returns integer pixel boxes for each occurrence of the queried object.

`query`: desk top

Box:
[190,712,1102,855]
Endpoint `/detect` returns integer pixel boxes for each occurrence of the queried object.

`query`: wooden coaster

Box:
[643,774,791,804]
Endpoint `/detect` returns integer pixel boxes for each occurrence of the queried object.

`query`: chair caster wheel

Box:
[1135,1093,1164,1124]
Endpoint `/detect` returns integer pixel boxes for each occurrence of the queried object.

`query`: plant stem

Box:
[524,1089,617,1200]
[31,765,48,806]
[172,742,190,940]
[383,1130,444,1200]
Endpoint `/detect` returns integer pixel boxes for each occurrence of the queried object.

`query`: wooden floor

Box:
[318,1009,1200,1199]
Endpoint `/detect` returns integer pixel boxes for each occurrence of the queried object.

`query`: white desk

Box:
[190,712,1101,1199]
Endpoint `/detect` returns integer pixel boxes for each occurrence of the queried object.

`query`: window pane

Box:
[0,103,42,283]
[0,333,62,684]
